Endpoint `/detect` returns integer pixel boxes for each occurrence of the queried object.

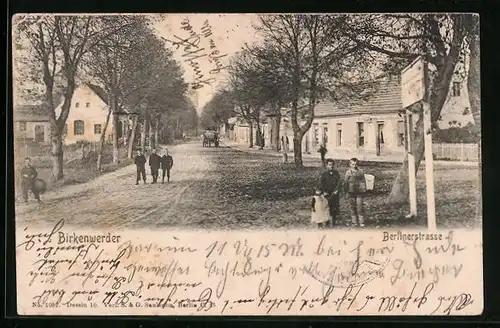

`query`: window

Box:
[314,123,319,144]
[323,124,328,144]
[397,120,405,147]
[75,102,80,108]
[19,122,27,132]
[378,123,385,144]
[452,82,461,97]
[357,122,365,147]
[336,123,342,146]
[94,124,102,134]
[74,120,85,135]
[86,102,90,108]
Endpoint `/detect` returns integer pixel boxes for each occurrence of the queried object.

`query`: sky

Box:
[153,14,261,113]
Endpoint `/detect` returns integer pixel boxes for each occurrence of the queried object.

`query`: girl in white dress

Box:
[311,188,331,228]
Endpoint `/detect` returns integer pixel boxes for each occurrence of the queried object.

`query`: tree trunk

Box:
[293,134,304,167]
[256,123,263,150]
[127,115,139,159]
[467,19,481,219]
[50,135,64,181]
[148,118,154,149]
[273,112,282,152]
[97,108,112,171]
[154,120,159,147]
[140,121,146,151]
[248,121,254,148]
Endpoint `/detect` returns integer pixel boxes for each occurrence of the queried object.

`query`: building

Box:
[304,74,472,158]
[225,74,472,157]
[13,104,51,143]
[55,83,131,145]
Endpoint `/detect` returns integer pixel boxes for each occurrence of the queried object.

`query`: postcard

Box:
[11,13,482,316]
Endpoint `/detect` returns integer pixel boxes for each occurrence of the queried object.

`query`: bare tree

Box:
[254,14,377,167]
[340,13,471,203]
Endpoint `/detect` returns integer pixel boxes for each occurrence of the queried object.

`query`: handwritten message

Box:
[15,221,483,316]
[165,18,228,90]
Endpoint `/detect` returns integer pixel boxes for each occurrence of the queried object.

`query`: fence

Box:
[14,140,102,167]
[432,143,479,162]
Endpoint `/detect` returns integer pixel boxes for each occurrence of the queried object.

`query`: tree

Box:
[14,15,123,181]
[84,15,152,169]
[254,15,378,166]
[338,14,471,203]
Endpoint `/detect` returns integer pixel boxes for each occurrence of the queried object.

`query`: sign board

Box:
[401,56,428,108]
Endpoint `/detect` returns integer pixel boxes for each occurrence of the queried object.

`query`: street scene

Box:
[15,140,480,230]
[12,13,481,230]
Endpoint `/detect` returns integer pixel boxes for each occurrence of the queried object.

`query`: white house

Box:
[55,83,130,145]
[300,74,472,158]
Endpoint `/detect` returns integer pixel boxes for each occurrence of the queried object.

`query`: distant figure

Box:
[134,150,147,185]
[344,158,367,227]
[160,149,174,183]
[318,145,327,167]
[20,157,42,204]
[311,187,331,228]
[320,158,341,227]
[149,149,161,184]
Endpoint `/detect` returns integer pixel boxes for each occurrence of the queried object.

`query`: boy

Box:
[20,157,42,204]
[134,150,147,185]
[148,149,161,184]
[319,158,341,226]
[160,149,174,183]
[344,158,367,227]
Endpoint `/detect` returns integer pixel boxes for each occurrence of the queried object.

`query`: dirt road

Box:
[15,142,220,230]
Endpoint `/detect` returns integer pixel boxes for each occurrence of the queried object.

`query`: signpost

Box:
[400,56,436,230]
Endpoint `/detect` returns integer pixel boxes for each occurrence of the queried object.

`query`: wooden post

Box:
[406,111,417,218]
[423,102,436,230]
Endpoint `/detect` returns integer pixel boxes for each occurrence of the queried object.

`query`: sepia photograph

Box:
[11,13,483,316]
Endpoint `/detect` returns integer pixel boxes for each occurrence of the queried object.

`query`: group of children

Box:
[311,157,367,228]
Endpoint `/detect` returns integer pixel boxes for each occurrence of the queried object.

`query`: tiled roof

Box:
[14,104,50,122]
[313,75,402,118]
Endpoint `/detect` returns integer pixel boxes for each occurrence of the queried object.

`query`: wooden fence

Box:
[432,143,479,162]
[14,140,102,166]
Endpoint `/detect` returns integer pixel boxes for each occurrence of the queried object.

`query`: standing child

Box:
[311,188,331,228]
[344,158,367,227]
[134,150,147,185]
[160,149,174,183]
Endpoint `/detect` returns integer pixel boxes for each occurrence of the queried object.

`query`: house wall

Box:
[323,113,408,156]
[15,121,51,143]
[55,85,116,144]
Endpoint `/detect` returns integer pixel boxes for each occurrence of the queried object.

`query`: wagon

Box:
[202,130,219,148]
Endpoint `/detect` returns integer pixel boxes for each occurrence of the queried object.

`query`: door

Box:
[34,125,45,142]
[376,123,385,156]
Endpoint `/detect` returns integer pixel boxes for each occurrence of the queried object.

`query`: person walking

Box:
[20,157,42,204]
[149,148,161,184]
[319,158,341,227]
[134,150,147,185]
[160,149,174,183]
[318,145,327,167]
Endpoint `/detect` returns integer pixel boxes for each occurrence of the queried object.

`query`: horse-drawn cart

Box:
[202,130,219,147]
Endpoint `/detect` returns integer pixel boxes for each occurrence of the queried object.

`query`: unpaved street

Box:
[14,141,481,230]
[15,142,219,230]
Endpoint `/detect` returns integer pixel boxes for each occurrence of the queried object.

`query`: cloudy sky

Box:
[153,14,261,112]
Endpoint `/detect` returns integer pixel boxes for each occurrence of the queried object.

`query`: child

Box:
[311,188,331,228]
[344,158,367,227]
